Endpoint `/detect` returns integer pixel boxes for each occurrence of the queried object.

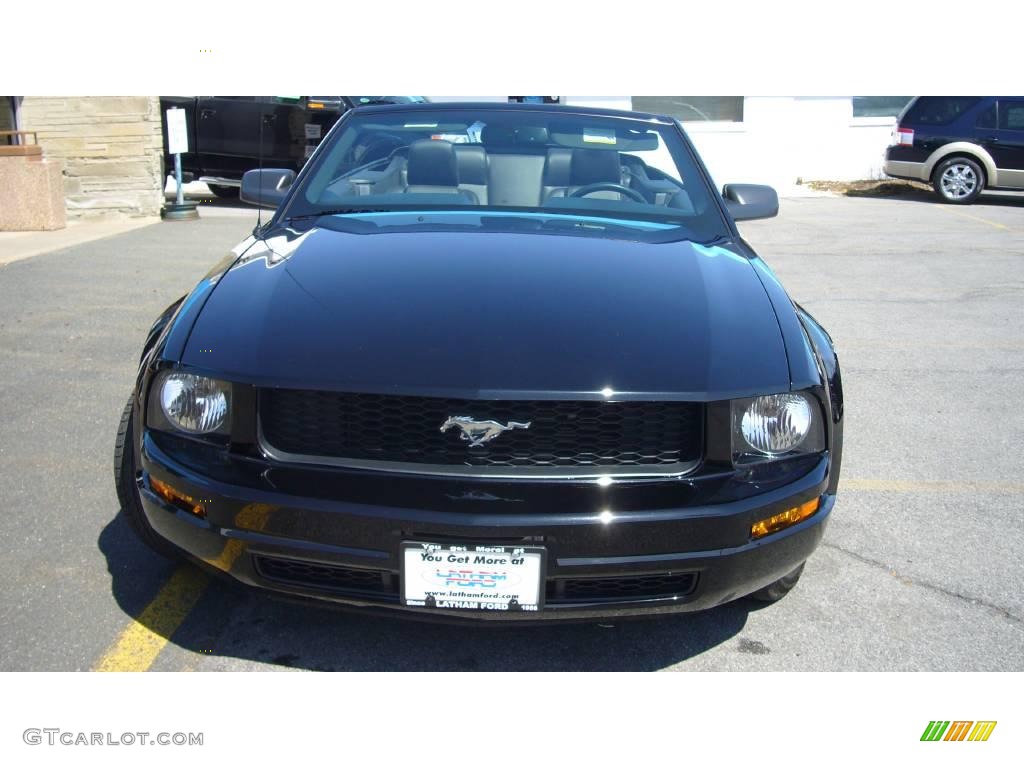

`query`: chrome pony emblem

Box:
[440,416,531,447]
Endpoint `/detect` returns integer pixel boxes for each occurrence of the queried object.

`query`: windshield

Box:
[284,107,727,241]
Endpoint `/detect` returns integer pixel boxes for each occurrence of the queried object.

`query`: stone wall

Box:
[18,96,164,218]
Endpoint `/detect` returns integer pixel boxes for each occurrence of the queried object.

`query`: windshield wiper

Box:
[537,217,645,234]
[285,207,393,221]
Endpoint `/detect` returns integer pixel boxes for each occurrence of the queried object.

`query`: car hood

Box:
[179,225,790,399]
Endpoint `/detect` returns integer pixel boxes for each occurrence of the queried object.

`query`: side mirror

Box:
[240,169,296,209]
[722,184,779,221]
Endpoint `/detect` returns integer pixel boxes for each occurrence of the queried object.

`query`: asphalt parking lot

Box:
[1,191,1022,671]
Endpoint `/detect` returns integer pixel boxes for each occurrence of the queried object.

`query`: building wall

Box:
[429,96,898,190]
[683,97,895,190]
[18,96,164,218]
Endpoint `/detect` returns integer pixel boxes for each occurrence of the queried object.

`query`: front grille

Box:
[260,390,702,472]
[254,556,698,606]
[547,572,698,604]
[254,556,398,601]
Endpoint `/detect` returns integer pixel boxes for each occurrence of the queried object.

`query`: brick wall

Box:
[18,96,164,218]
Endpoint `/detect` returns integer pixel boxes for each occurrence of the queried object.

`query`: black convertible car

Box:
[115,102,843,621]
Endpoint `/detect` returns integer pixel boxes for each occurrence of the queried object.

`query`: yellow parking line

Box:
[94,505,274,672]
[843,479,1024,494]
[93,565,210,672]
[934,205,1013,231]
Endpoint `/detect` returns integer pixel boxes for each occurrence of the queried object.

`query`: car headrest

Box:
[406,139,459,187]
[454,145,488,185]
[542,147,573,187]
[570,148,622,185]
[480,124,516,147]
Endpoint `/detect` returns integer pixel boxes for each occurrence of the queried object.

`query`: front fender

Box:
[796,305,843,495]
[133,235,261,401]
[134,295,186,400]
[139,296,184,365]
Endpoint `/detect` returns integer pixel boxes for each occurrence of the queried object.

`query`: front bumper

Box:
[138,431,834,622]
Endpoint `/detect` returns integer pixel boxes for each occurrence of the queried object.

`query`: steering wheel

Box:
[354,134,405,165]
[569,183,646,203]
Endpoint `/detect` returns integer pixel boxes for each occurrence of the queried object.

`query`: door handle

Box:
[200,108,216,119]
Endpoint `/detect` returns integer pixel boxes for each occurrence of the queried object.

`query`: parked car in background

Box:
[117,102,844,622]
[884,96,1024,204]
[158,96,427,197]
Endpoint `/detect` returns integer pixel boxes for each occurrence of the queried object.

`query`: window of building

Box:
[852,97,913,118]
[632,97,743,123]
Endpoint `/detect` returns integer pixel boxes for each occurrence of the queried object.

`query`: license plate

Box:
[401,542,545,612]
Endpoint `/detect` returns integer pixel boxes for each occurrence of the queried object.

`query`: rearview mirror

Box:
[240,169,296,209]
[722,184,779,221]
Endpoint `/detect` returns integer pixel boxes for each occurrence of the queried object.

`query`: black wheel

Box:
[749,562,805,603]
[114,395,180,560]
[206,184,240,199]
[932,156,984,204]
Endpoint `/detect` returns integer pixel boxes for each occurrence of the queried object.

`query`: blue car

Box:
[115,102,844,621]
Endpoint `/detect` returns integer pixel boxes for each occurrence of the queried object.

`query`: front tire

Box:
[932,156,984,204]
[114,395,180,560]
[749,562,805,603]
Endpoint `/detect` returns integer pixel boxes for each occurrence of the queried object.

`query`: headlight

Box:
[156,372,231,434]
[742,394,811,453]
[732,392,824,463]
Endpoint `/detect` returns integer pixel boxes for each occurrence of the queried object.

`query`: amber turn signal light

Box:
[751,498,819,539]
[150,476,206,518]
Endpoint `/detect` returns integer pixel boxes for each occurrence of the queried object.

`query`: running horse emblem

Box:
[440,416,532,447]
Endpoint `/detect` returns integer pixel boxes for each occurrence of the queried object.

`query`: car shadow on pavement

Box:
[99,512,755,671]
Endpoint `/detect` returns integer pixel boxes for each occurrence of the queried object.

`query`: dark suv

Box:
[159,96,428,196]
[884,96,1024,204]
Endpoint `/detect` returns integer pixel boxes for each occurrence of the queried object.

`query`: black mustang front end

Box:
[115,103,843,621]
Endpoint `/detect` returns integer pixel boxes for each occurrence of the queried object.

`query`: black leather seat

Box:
[405,140,479,203]
[453,145,489,204]
[543,148,628,201]
[481,124,547,207]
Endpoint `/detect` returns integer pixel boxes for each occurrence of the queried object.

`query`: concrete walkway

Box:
[0,216,159,267]
[0,181,262,268]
